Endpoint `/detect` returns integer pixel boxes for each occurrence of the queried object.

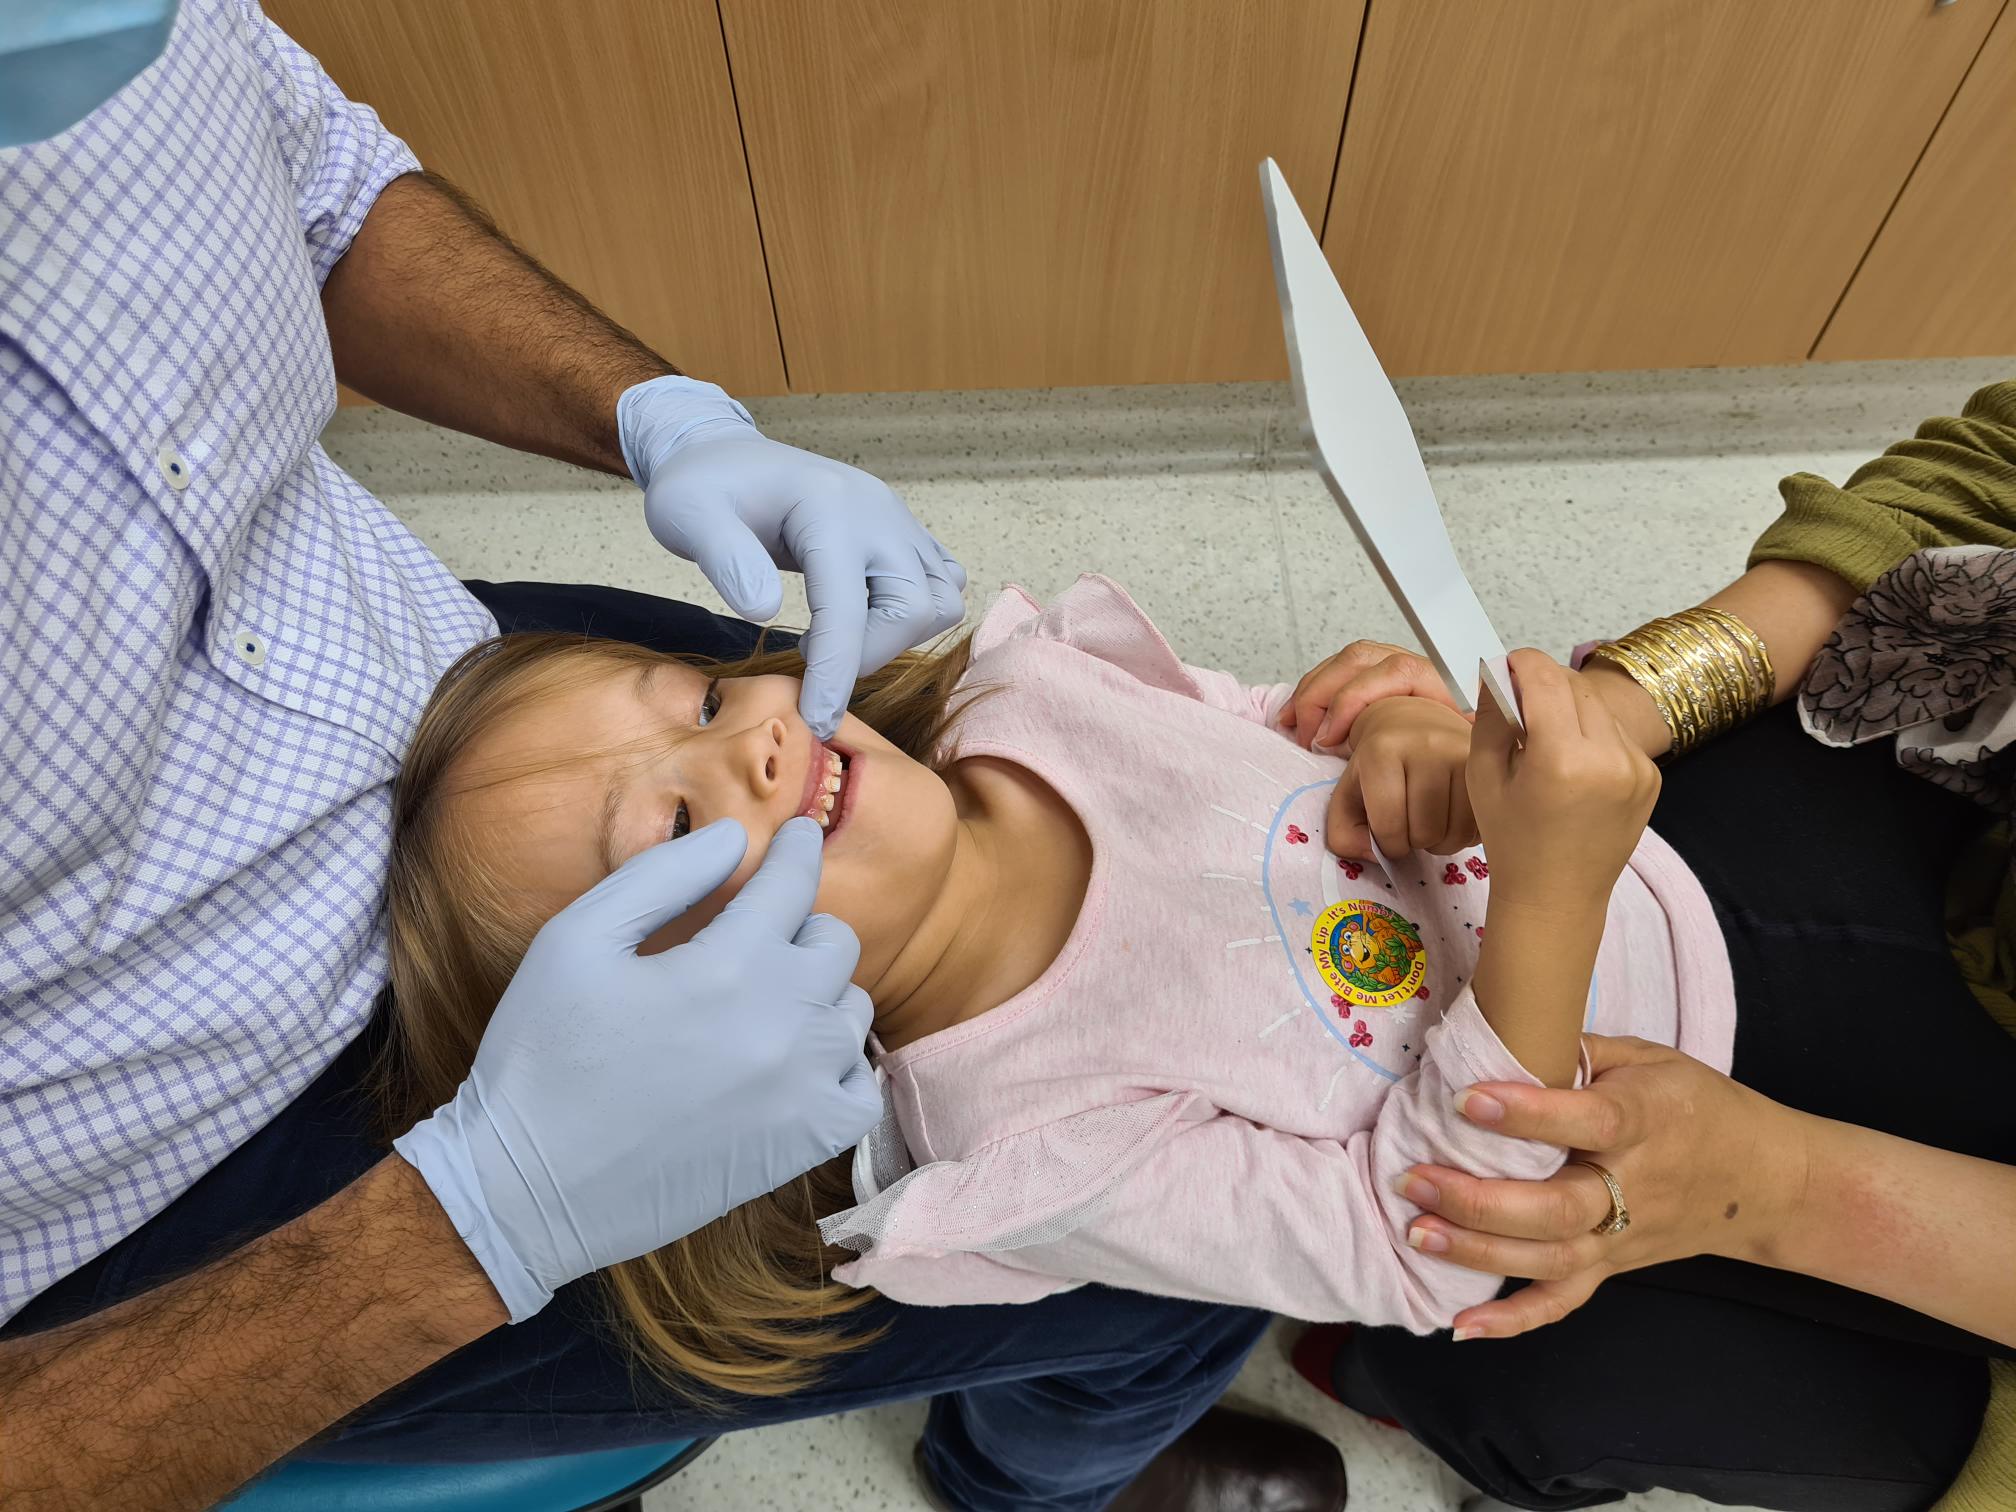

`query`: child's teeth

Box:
[818,792,835,812]
[823,772,842,793]
[814,807,831,828]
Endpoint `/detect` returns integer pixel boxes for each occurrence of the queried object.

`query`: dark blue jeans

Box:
[4,581,1269,1512]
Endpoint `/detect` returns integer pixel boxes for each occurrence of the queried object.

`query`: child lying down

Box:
[377,574,1732,1396]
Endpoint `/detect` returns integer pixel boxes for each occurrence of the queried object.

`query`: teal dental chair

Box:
[212,1437,713,1512]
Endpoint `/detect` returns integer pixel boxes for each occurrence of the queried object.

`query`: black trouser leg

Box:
[1338,704,2010,1507]
[1340,1276,1986,1512]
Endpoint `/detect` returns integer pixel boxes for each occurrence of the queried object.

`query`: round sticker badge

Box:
[1311,899,1426,1010]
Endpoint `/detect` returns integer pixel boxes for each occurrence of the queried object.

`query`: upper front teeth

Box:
[811,748,845,827]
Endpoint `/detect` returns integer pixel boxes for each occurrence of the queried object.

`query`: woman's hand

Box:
[1395,1035,1812,1340]
[1325,697,1479,860]
[1466,650,1660,911]
[1279,641,1463,752]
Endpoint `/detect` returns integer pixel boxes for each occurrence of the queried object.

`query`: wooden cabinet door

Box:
[264,0,786,395]
[1323,0,2002,377]
[721,1,1365,392]
[1816,3,2016,361]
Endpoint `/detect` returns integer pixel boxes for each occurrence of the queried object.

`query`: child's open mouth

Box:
[800,738,857,840]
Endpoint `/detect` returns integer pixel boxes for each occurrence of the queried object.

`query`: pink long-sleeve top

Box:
[820,576,1736,1331]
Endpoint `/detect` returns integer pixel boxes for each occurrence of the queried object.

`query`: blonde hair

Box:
[376,628,977,1404]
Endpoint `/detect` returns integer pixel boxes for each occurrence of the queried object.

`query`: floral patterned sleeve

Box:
[1798,546,2016,814]
[1752,382,2016,593]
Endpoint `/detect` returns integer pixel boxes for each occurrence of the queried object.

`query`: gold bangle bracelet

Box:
[1588,639,1697,752]
[1588,607,1772,755]
[1640,621,1726,738]
[1694,607,1775,709]
[1660,616,1744,722]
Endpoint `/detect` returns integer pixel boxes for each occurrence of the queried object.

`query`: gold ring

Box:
[1577,1160,1630,1236]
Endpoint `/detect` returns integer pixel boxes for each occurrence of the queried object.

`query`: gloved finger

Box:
[924,529,969,592]
[564,818,748,947]
[837,1052,880,1110]
[650,493,786,623]
[799,980,875,1064]
[710,816,825,941]
[828,1045,884,1145]
[858,553,936,676]
[833,981,876,1049]
[796,535,872,739]
[791,910,864,998]
[919,548,966,639]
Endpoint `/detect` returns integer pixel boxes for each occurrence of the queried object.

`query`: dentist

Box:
[0,6,1340,1512]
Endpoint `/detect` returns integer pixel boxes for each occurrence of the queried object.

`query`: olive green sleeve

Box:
[1749,381,2016,593]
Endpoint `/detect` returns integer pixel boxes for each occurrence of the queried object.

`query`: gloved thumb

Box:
[834,1051,883,1136]
[712,817,826,940]
[649,494,785,623]
[564,819,748,946]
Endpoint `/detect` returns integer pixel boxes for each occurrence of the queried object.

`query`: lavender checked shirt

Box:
[0,1,495,1321]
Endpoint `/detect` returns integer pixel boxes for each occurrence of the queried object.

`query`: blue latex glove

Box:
[394,818,878,1323]
[0,1,178,147]
[618,375,967,738]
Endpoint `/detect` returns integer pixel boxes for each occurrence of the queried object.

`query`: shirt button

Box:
[233,630,268,668]
[157,440,191,491]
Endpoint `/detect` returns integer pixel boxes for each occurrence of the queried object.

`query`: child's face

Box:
[448,656,959,975]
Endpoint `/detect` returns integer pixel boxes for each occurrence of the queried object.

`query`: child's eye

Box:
[669,801,691,841]
[698,679,721,727]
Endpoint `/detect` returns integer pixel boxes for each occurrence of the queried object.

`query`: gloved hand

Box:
[394,817,878,1323]
[618,374,967,738]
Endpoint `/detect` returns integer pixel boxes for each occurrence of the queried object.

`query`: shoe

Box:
[912,1439,958,1512]
[1291,1324,1401,1431]
[914,1404,1347,1511]
[1291,1328,1483,1512]
[1290,1323,1351,1405]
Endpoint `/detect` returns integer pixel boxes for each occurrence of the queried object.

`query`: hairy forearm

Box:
[320,171,675,476]
[1471,898,1604,1088]
[0,1157,506,1511]
[1761,1112,2016,1349]
[1583,559,1860,759]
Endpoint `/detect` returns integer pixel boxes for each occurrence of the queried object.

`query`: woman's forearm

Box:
[1761,1111,2016,1349]
[1583,559,1860,759]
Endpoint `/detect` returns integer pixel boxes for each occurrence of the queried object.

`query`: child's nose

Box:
[738,716,789,797]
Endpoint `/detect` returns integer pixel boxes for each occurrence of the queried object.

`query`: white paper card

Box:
[1260,158,1523,735]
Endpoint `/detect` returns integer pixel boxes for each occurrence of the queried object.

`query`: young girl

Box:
[378,574,1730,1398]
